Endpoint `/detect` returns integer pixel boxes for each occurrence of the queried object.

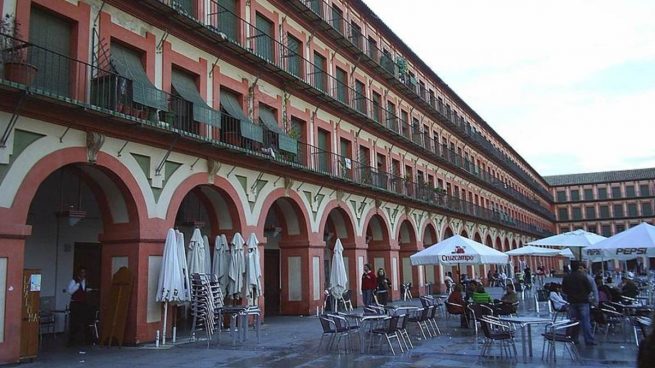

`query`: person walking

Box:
[375,268,392,305]
[361,264,377,306]
[562,263,596,345]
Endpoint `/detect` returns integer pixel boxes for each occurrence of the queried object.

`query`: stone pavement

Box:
[13,284,642,368]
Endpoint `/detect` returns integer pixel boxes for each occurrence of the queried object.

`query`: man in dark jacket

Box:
[562,263,596,345]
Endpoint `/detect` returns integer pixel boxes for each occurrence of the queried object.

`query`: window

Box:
[339,138,351,178]
[217,0,238,40]
[601,225,612,237]
[560,226,570,233]
[572,207,582,220]
[354,80,366,114]
[308,0,323,17]
[627,203,638,217]
[587,224,598,234]
[317,128,330,173]
[585,206,596,219]
[419,81,426,100]
[556,190,567,202]
[642,202,653,216]
[640,184,651,197]
[599,205,610,218]
[428,90,436,107]
[584,188,594,200]
[400,110,409,139]
[367,36,378,61]
[312,52,327,92]
[597,187,608,199]
[331,5,344,33]
[558,208,569,221]
[29,7,72,96]
[616,224,625,233]
[255,13,274,61]
[350,21,363,49]
[372,91,382,122]
[611,186,622,198]
[613,204,624,218]
[570,189,580,201]
[335,67,348,103]
[386,101,397,131]
[625,185,636,197]
[286,34,302,78]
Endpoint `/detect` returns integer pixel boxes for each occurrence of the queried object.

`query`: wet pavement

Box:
[14,282,643,368]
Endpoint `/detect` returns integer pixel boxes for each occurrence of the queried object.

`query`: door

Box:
[264,249,280,316]
[29,7,71,96]
[73,243,102,309]
[20,269,41,360]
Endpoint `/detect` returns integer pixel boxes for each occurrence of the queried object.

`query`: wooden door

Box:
[20,269,41,360]
[73,243,101,309]
[264,250,280,316]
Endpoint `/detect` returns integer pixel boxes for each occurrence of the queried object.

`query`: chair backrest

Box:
[343,289,352,301]
[319,315,335,333]
[446,302,464,315]
[428,304,438,319]
[329,314,349,332]
[552,320,579,337]
[420,306,431,321]
[386,315,400,333]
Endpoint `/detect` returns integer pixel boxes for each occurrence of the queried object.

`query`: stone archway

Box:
[397,219,420,297]
[362,212,395,302]
[319,205,357,308]
[258,192,312,315]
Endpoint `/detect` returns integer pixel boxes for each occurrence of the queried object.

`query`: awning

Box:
[220,92,263,143]
[110,43,168,111]
[258,106,284,134]
[171,70,219,126]
[259,106,297,154]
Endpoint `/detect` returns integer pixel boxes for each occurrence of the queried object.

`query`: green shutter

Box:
[28,7,71,96]
[255,14,274,61]
[171,69,219,126]
[278,134,297,155]
[110,43,168,111]
[336,68,347,103]
[286,35,301,78]
[258,106,283,134]
[173,0,193,15]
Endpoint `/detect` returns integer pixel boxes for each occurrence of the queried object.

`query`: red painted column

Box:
[278,241,323,316]
[342,239,367,307]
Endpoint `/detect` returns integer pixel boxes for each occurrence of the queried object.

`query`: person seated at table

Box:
[465,280,478,301]
[471,285,493,304]
[620,274,639,299]
[595,276,610,305]
[493,284,518,314]
[446,284,468,328]
[549,283,569,312]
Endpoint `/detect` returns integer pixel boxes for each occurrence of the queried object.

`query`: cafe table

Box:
[498,316,553,362]
[342,312,389,353]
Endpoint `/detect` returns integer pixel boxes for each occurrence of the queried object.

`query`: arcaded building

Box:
[0,0,556,362]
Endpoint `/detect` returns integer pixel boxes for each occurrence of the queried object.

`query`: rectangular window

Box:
[572,207,582,220]
[599,205,610,218]
[217,0,239,41]
[611,186,622,198]
[255,13,274,61]
[558,208,569,221]
[627,203,638,217]
[616,224,625,233]
[386,101,397,131]
[601,225,612,237]
[570,189,580,201]
[556,190,567,202]
[312,52,327,92]
[317,128,330,173]
[587,224,598,234]
[584,188,594,200]
[640,184,651,197]
[29,7,72,97]
[308,0,323,17]
[350,21,363,50]
[367,36,378,61]
[286,34,302,78]
[597,187,608,199]
[613,204,624,218]
[339,138,351,178]
[335,67,348,103]
[354,80,366,114]
[331,5,344,34]
[625,185,636,197]
[419,81,426,100]
[372,92,382,123]
[642,202,653,216]
[585,206,596,219]
[400,110,409,139]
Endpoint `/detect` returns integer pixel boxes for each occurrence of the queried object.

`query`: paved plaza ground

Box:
[13,282,643,368]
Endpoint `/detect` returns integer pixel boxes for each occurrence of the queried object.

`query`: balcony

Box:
[286,0,552,201]
[0,43,551,237]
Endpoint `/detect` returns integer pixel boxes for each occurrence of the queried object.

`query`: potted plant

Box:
[0,14,38,85]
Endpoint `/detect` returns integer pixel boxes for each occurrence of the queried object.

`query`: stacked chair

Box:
[190,273,224,346]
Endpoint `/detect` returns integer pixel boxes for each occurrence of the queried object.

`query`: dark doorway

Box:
[264,249,280,315]
[73,242,101,309]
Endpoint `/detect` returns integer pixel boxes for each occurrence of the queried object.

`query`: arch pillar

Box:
[278,240,323,315]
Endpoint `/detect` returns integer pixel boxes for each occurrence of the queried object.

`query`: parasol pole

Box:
[162,301,167,345]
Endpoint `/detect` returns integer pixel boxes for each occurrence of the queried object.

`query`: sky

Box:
[362,0,655,176]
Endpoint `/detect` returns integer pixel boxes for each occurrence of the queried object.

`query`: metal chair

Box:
[337,289,354,312]
[328,314,358,353]
[426,303,441,336]
[318,315,337,351]
[397,313,414,350]
[370,315,403,355]
[631,316,652,347]
[468,304,494,343]
[478,315,517,361]
[408,307,432,339]
[541,320,581,363]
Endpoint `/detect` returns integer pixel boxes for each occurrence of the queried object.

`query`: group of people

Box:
[361,264,392,306]
[445,278,519,328]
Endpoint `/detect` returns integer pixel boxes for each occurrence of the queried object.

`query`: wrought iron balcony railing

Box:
[0,33,553,237]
